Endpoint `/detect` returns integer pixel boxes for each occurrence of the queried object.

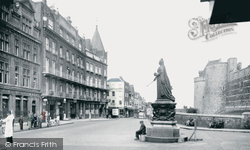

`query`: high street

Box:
[1,118,250,150]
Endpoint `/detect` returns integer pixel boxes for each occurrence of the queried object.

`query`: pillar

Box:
[76,101,79,118]
[67,100,70,119]
[0,94,2,118]
[21,95,23,116]
[83,102,85,118]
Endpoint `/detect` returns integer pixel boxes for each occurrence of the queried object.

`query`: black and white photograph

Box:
[0,0,250,149]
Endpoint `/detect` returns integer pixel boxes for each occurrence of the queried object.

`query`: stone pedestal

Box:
[145,99,187,143]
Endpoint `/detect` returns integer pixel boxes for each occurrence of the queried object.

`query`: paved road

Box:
[1,118,250,150]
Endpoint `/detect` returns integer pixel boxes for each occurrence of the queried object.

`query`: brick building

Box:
[194,58,250,114]
[0,0,42,119]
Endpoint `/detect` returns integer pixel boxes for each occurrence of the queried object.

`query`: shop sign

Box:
[112,109,119,116]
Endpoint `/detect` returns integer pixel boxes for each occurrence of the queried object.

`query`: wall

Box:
[175,112,246,129]
[194,77,205,113]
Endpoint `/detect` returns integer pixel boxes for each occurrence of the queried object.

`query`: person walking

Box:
[1,111,14,143]
[18,115,24,130]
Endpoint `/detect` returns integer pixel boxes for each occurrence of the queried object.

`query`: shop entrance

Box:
[70,102,76,119]
[32,100,36,114]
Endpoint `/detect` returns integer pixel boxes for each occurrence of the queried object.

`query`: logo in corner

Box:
[5,142,11,147]
[188,16,237,41]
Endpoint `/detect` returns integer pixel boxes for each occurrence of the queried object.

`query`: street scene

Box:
[1,118,250,150]
[1,0,250,150]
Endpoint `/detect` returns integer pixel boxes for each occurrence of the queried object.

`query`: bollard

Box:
[140,135,146,142]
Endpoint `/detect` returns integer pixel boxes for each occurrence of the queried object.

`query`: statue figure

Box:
[154,59,175,102]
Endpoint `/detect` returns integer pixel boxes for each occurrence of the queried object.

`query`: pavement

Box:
[177,123,250,133]
[2,118,111,133]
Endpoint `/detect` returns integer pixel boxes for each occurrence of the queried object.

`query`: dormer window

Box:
[48,18,54,30]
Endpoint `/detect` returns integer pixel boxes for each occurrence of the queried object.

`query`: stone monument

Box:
[145,59,187,143]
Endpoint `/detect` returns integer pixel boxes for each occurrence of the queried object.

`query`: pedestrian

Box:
[18,115,23,130]
[27,113,32,130]
[33,114,37,128]
[134,121,146,140]
[0,111,14,143]
[38,114,42,128]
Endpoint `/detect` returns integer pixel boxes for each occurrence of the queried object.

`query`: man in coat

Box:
[1,111,14,143]
[134,121,146,140]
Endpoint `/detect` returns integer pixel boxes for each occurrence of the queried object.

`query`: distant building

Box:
[194,58,250,114]
[107,77,146,117]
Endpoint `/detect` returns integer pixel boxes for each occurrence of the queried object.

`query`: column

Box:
[67,100,70,119]
[76,101,79,118]
[0,94,2,118]
[20,95,23,116]
[83,102,85,118]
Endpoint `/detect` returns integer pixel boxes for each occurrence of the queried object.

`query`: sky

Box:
[34,0,250,108]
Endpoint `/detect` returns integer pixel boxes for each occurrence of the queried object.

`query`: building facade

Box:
[194,58,250,114]
[0,0,108,120]
[107,77,146,118]
[0,0,42,119]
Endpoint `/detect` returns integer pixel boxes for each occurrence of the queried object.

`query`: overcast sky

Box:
[34,0,250,108]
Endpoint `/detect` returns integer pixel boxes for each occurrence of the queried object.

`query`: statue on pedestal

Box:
[154,59,175,102]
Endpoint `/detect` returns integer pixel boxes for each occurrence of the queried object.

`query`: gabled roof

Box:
[19,0,36,13]
[91,25,105,51]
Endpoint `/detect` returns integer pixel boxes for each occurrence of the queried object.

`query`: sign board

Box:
[112,109,119,116]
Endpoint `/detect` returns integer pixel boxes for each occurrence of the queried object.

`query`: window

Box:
[104,69,107,76]
[90,77,93,86]
[77,57,79,66]
[66,50,69,61]
[60,85,63,92]
[119,100,122,105]
[23,68,30,87]
[112,91,115,96]
[67,67,70,79]
[79,43,81,51]
[0,33,9,52]
[52,79,55,92]
[22,16,31,34]
[15,66,19,86]
[48,18,53,29]
[52,61,55,74]
[80,58,83,68]
[99,67,101,75]
[33,71,37,89]
[46,38,49,50]
[59,28,63,36]
[60,46,63,58]
[33,47,37,62]
[107,92,109,96]
[66,83,69,93]
[77,72,79,81]
[86,62,89,70]
[60,64,63,77]
[90,64,93,72]
[66,34,69,42]
[72,69,74,80]
[72,54,75,64]
[0,5,9,22]
[23,43,30,60]
[95,66,98,74]
[81,73,83,83]
[0,62,8,84]
[46,57,49,72]
[72,39,75,46]
[52,41,56,54]
[86,76,89,85]
[15,39,19,56]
